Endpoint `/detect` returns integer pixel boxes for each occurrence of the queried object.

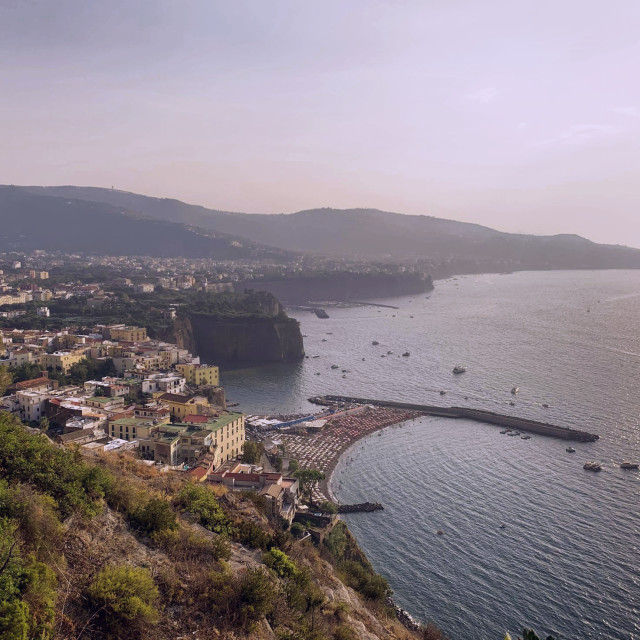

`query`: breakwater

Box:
[309,395,600,442]
[337,502,383,514]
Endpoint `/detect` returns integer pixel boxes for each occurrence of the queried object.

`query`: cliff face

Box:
[237,272,433,304]
[167,313,304,364]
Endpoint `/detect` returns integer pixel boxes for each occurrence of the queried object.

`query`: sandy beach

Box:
[275,406,422,502]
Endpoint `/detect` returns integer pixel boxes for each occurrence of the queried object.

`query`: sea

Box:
[221,270,640,640]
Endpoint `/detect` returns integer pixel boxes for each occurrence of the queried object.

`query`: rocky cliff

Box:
[237,272,434,304]
[166,313,304,364]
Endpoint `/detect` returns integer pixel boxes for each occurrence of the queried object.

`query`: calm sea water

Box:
[222,270,640,640]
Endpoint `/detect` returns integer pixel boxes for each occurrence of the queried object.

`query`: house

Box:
[155,392,203,419]
[41,350,87,373]
[108,326,148,342]
[8,375,58,393]
[175,363,220,387]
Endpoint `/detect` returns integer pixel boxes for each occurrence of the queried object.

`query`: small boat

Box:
[436,530,444,535]
[342,375,347,378]
[331,365,339,369]
[620,461,639,470]
[315,372,321,376]
[362,358,366,361]
[542,403,549,408]
[452,365,467,374]
[509,401,515,406]
[500,429,509,434]
[499,524,506,529]
[372,341,379,346]
[583,461,602,472]
[410,315,414,318]
[312,355,320,358]
[521,435,531,440]
[439,390,447,395]
[511,386,519,394]
[402,352,410,357]
[326,332,333,335]
[387,350,393,355]
[566,446,576,453]
[322,338,328,342]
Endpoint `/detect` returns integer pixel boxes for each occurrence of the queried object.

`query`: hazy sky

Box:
[2,0,640,245]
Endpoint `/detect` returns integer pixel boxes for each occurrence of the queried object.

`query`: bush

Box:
[233,520,272,550]
[88,565,159,632]
[263,548,298,579]
[239,567,276,627]
[130,498,178,535]
[154,527,231,562]
[290,522,306,538]
[174,483,231,535]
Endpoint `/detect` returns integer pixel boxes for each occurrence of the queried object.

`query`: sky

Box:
[2,0,640,246]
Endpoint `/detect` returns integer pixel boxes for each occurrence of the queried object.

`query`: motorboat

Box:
[439,390,447,395]
[402,352,410,357]
[521,435,531,440]
[583,461,602,472]
[452,365,467,374]
[620,461,639,470]
[542,403,549,408]
[566,446,576,453]
[331,364,339,369]
[511,386,519,394]
[372,341,379,346]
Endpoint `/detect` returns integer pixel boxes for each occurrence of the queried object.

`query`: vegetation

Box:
[87,565,159,633]
[294,467,325,502]
[242,440,264,465]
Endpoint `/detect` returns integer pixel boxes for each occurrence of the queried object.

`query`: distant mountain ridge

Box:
[0,186,292,260]
[8,185,640,270]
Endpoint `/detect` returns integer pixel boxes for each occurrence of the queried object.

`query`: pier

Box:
[309,395,600,442]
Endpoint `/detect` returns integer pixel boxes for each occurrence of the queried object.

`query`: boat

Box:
[439,390,447,395]
[583,461,602,472]
[436,530,444,535]
[314,308,330,319]
[372,341,379,346]
[521,435,531,440]
[322,338,327,342]
[542,403,549,408]
[511,386,519,394]
[499,524,506,529]
[620,461,639,470]
[331,365,339,369]
[312,355,320,358]
[500,429,510,434]
[387,350,393,355]
[452,365,467,374]
[509,401,515,406]
[566,446,576,453]
[402,352,410,357]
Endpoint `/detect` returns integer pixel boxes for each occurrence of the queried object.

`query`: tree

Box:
[273,456,283,472]
[242,441,264,465]
[37,417,49,431]
[0,366,12,396]
[320,500,338,514]
[288,459,299,473]
[88,565,159,631]
[293,468,325,502]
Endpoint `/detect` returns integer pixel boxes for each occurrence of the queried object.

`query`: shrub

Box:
[334,624,357,640]
[0,600,29,640]
[263,548,297,579]
[239,567,275,627]
[290,522,306,538]
[174,483,231,535]
[88,565,159,631]
[130,498,178,535]
[320,500,338,514]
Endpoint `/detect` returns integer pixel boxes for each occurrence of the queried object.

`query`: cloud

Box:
[613,106,639,117]
[537,124,618,147]
[466,87,497,104]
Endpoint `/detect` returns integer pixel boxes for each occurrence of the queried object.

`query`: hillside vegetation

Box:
[0,411,428,640]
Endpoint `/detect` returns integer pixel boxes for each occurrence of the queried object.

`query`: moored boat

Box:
[620,461,639,470]
[453,365,467,374]
[583,461,602,471]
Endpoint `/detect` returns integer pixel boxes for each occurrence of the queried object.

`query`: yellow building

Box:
[155,392,208,420]
[29,270,49,280]
[179,412,245,462]
[41,350,87,373]
[176,363,219,387]
[109,326,148,342]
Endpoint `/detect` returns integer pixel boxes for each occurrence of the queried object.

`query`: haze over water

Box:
[222,270,640,639]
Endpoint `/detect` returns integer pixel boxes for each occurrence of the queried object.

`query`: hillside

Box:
[15,185,640,270]
[0,411,427,640]
[0,187,292,260]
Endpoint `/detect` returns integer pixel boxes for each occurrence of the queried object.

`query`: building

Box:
[16,390,48,422]
[41,350,87,373]
[85,396,126,412]
[155,392,204,420]
[179,412,245,461]
[109,326,148,342]
[175,363,219,387]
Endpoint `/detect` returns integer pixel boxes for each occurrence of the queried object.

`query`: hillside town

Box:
[0,322,311,526]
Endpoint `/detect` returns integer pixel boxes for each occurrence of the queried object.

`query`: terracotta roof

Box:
[10,377,51,391]
[159,393,194,404]
[183,414,209,423]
